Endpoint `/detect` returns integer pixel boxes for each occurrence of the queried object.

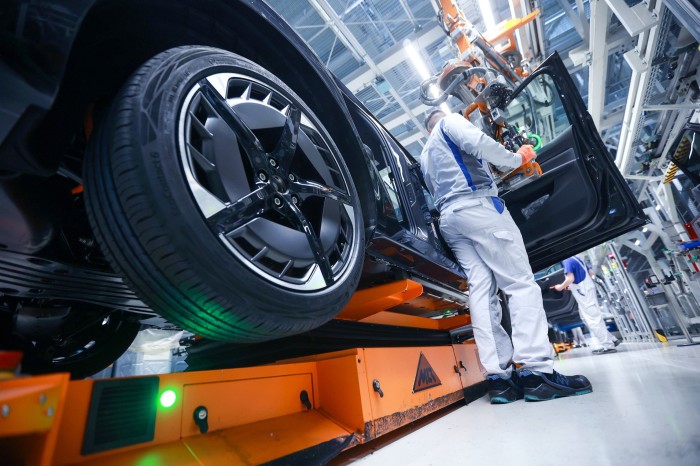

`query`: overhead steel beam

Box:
[554,0,586,40]
[384,103,432,130]
[307,0,429,137]
[574,0,589,43]
[587,0,611,130]
[398,0,420,31]
[642,104,700,111]
[624,174,664,181]
[601,108,625,130]
[343,25,445,92]
[604,0,658,37]
[568,27,633,66]
[508,0,533,60]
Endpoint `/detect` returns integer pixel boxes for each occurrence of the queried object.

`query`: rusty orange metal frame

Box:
[337,279,423,320]
[484,10,541,58]
[1,345,485,465]
[337,279,471,331]
[0,373,71,466]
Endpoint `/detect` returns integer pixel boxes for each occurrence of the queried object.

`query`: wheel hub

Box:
[271,174,288,193]
[179,72,357,291]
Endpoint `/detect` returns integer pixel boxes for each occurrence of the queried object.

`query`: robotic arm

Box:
[423,0,543,191]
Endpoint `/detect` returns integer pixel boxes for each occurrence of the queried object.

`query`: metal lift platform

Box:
[1,280,486,465]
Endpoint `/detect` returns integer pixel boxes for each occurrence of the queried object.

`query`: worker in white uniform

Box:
[420,109,592,403]
[552,256,620,354]
[571,326,587,347]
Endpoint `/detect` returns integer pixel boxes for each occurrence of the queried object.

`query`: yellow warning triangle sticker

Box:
[412,352,442,393]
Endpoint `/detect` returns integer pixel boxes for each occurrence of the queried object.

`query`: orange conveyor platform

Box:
[1,280,485,465]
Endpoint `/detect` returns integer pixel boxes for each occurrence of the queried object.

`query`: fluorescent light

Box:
[655,205,661,211]
[642,227,648,233]
[477,0,496,31]
[634,239,641,246]
[404,39,430,81]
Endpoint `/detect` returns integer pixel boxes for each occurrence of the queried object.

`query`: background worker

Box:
[552,256,620,354]
[420,109,592,403]
[571,326,587,348]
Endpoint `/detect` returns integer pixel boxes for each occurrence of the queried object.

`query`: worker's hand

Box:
[517,144,536,165]
[550,284,568,292]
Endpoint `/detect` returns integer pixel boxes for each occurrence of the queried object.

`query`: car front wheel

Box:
[84,46,364,342]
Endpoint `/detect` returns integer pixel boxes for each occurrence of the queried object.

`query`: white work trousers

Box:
[439,197,554,376]
[571,326,586,346]
[569,276,616,349]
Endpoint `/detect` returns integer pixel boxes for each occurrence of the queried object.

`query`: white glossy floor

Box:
[338,340,700,466]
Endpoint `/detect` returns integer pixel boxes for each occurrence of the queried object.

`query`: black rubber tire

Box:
[21,316,140,379]
[83,46,364,342]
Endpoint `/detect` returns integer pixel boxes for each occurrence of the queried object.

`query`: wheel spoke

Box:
[281,198,334,285]
[292,178,351,205]
[271,107,301,173]
[208,185,275,235]
[198,79,267,169]
[182,72,357,291]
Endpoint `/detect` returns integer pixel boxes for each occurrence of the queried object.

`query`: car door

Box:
[499,52,646,271]
[534,263,579,322]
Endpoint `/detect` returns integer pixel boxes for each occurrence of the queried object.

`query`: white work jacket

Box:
[419,113,523,212]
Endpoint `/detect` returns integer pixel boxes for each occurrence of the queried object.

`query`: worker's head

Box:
[424,109,446,134]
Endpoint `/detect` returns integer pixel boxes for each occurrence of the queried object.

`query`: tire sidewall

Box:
[115,47,364,317]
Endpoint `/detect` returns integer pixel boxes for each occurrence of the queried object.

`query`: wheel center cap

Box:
[271,175,287,193]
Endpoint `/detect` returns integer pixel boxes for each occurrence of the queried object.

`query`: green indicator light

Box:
[160,389,177,408]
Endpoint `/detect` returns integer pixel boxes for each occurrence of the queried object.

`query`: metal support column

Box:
[599,272,640,340]
[607,243,657,341]
[663,252,700,346]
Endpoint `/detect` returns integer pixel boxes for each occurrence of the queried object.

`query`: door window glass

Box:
[376,161,405,223]
[501,74,570,149]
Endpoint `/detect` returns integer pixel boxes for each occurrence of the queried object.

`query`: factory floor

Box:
[335,339,700,466]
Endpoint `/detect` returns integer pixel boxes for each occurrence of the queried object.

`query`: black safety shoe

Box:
[486,372,524,404]
[519,370,592,402]
[592,348,617,355]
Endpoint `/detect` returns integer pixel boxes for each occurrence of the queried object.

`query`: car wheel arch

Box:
[37,0,378,240]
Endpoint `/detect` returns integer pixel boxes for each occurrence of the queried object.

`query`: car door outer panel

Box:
[502,53,646,271]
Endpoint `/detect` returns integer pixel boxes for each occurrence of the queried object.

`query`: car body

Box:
[0,0,646,377]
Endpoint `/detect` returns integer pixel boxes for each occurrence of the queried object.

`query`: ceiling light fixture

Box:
[404,39,430,81]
